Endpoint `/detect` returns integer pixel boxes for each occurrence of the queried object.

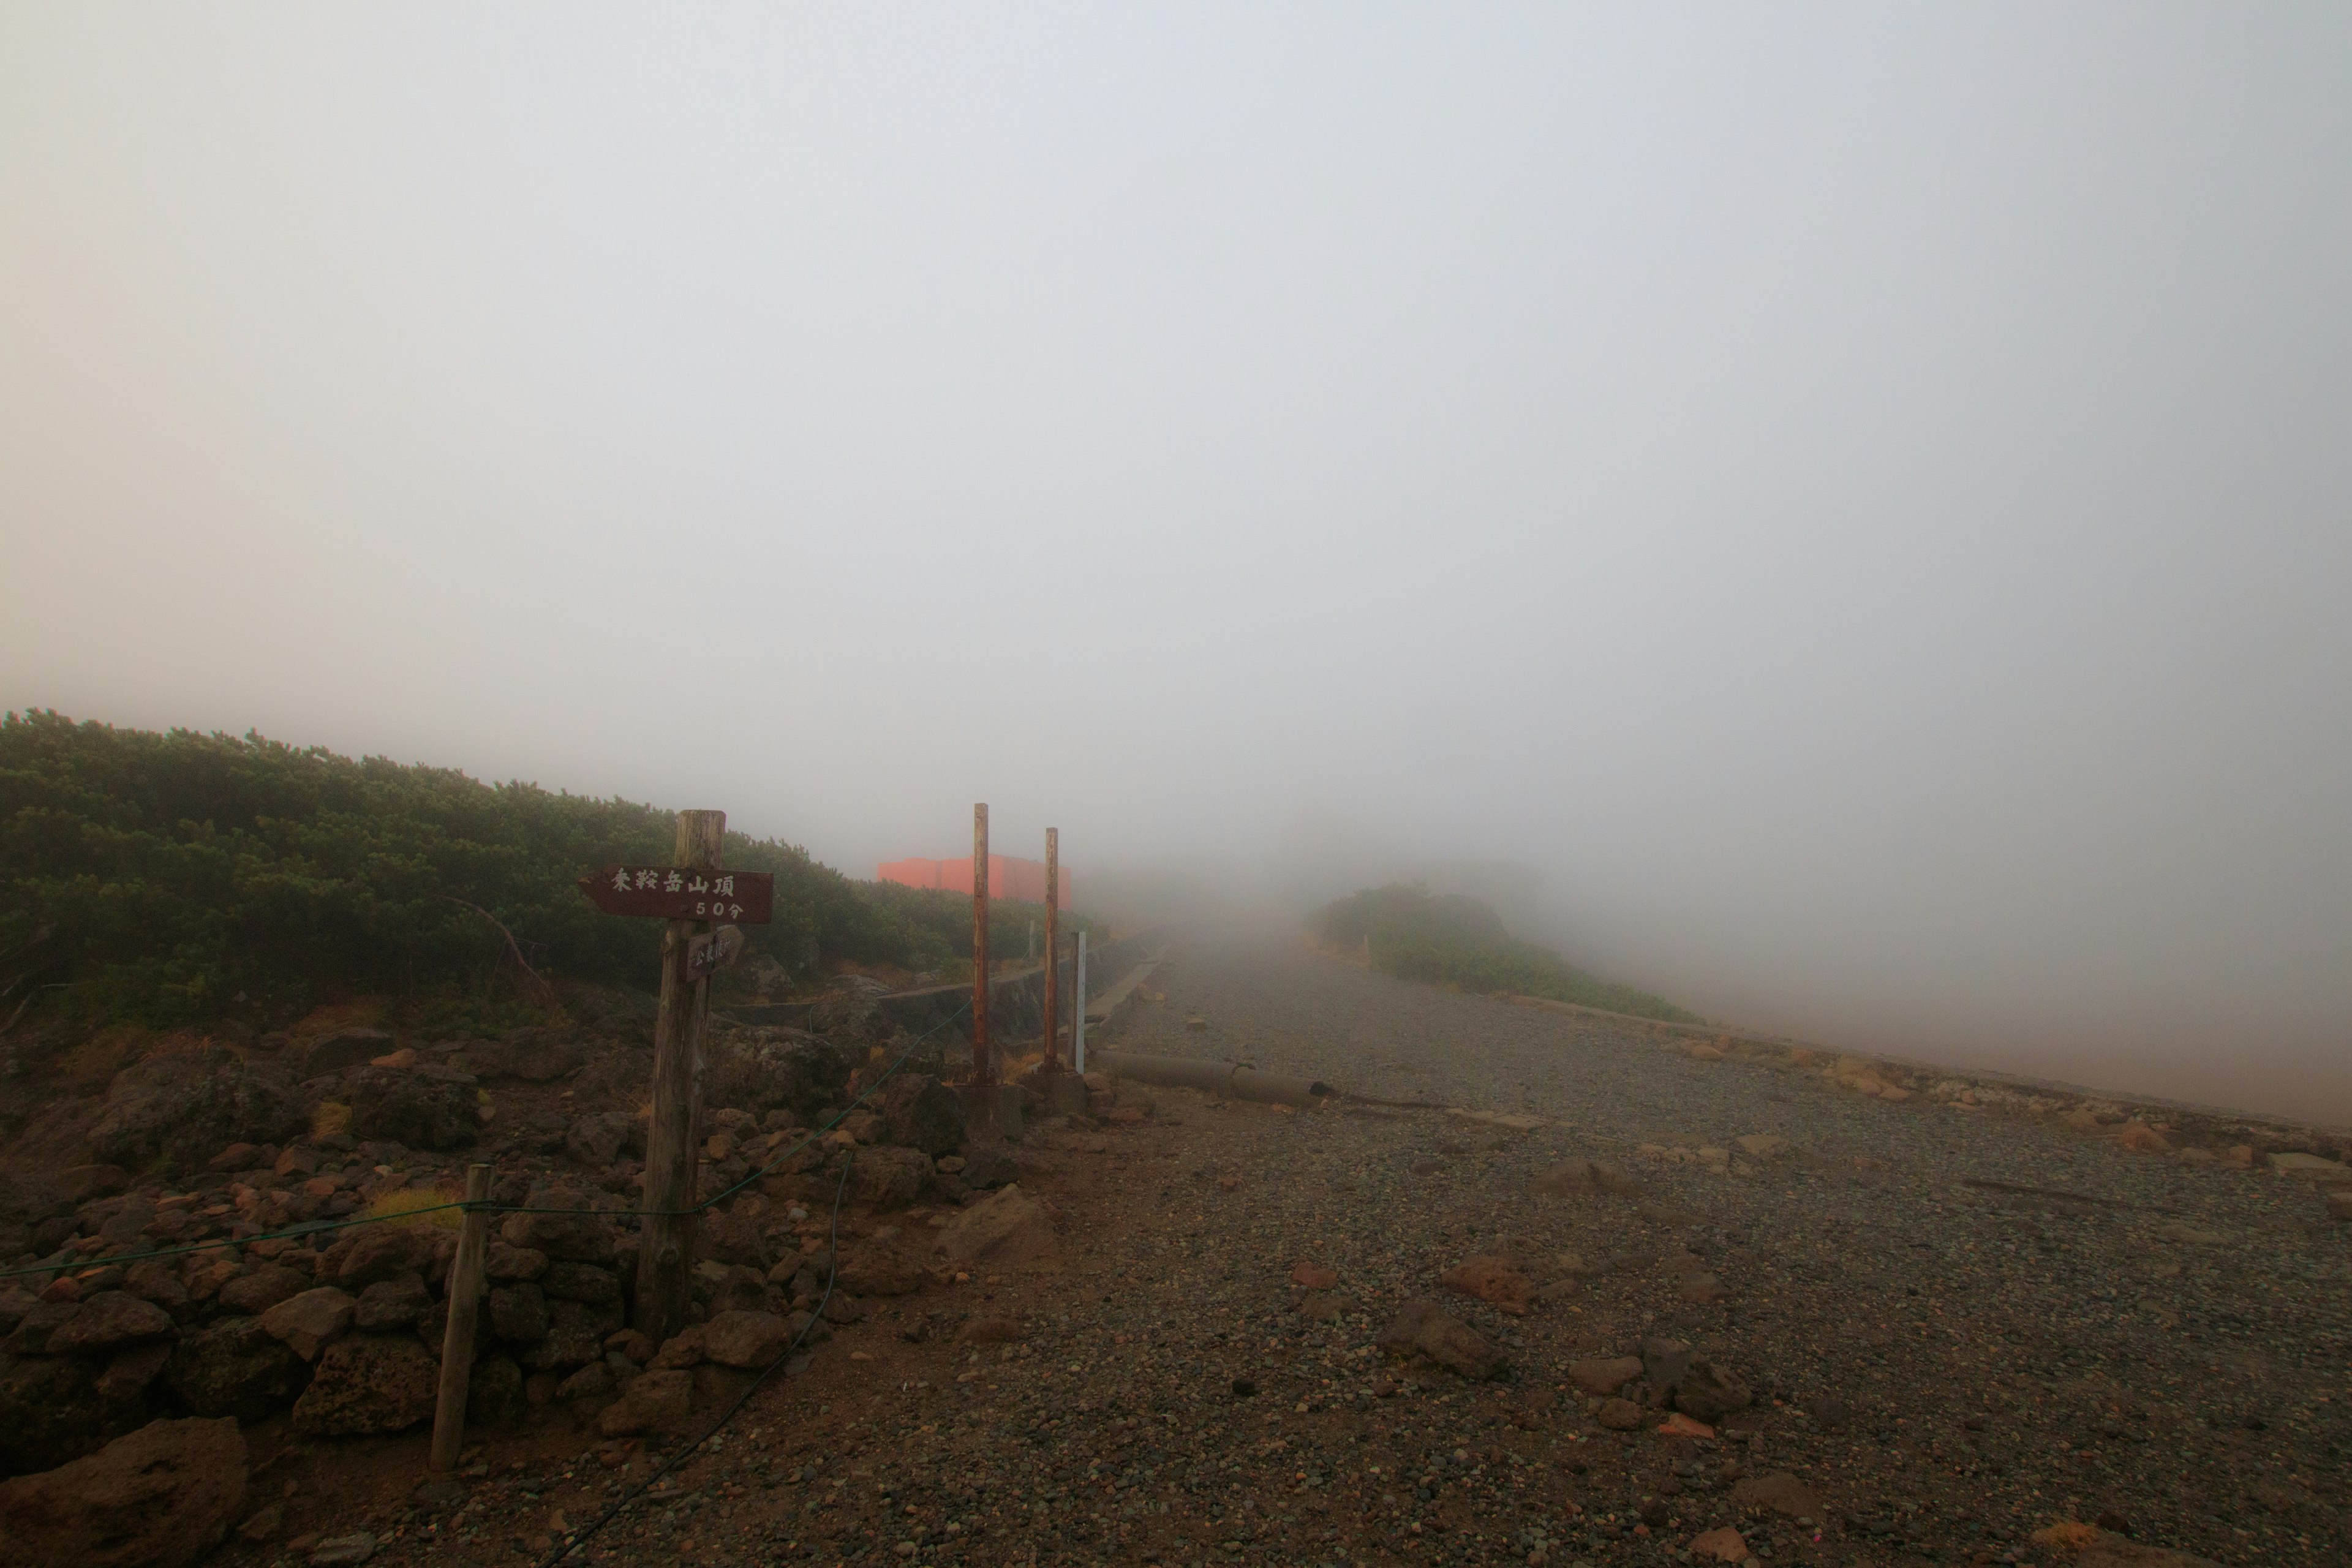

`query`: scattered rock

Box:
[1732,1134,1792,1160]
[1529,1159,1642,1198]
[1731,1471,1826,1520]
[597,1368,692,1436]
[2114,1122,2172,1155]
[2073,1531,2222,1567]
[460,1028,586,1081]
[564,1112,638,1167]
[1289,1262,1340,1290]
[1596,1398,1644,1430]
[1687,1525,1749,1562]
[308,1531,380,1566]
[500,1194,618,1263]
[1436,1256,1534,1314]
[1673,1359,1753,1422]
[963,1316,1025,1343]
[2158,1223,2226,1246]
[0,1415,247,1568]
[344,1066,479,1150]
[1566,1357,1643,1398]
[703,1310,795,1369]
[1374,1298,1504,1380]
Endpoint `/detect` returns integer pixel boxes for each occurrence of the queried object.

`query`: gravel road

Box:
[347,936,2348,1568]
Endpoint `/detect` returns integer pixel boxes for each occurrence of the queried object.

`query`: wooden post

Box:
[1041,827,1059,1070]
[429,1163,492,1473]
[972,804,992,1086]
[635,809,723,1344]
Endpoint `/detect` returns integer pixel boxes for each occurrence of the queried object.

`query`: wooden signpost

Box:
[578,816,773,1344]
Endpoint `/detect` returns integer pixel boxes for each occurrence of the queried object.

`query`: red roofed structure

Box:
[877,853,1071,907]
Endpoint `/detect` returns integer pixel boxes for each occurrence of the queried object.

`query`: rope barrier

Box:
[1,998,974,1284]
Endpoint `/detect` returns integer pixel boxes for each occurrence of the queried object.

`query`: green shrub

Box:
[0,710,1095,1024]
[1313,881,1699,1023]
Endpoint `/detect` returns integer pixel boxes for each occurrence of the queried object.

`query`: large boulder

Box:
[488,1283,549,1344]
[290,1335,439,1435]
[0,1172,67,1259]
[499,1191,619,1262]
[164,1317,309,1420]
[935,1183,1057,1269]
[704,1031,860,1117]
[0,1416,247,1568]
[837,1246,927,1298]
[45,1293,173,1357]
[879,1074,965,1156]
[0,1354,105,1478]
[563,1112,640,1167]
[345,1068,478,1150]
[260,1288,355,1362]
[214,1264,309,1316]
[596,1368,691,1436]
[467,1356,526,1428]
[86,1052,304,1170]
[336,1224,442,1289]
[849,1147,932,1212]
[518,1300,613,1371]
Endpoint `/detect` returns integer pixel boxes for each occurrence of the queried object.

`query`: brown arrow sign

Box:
[578,866,774,924]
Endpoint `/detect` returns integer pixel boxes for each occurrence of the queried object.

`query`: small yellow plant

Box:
[2032,1520,2102,1551]
[366,1187,465,1232]
[312,1101,352,1140]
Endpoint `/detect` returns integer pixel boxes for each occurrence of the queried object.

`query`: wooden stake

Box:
[429,1162,492,1474]
[1042,827,1059,1070]
[972,804,992,1085]
[635,809,723,1344]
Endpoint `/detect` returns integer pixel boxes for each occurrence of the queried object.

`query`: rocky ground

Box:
[4,937,2349,1568]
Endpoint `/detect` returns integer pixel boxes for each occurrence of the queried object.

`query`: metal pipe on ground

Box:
[1090,1050,1335,1105]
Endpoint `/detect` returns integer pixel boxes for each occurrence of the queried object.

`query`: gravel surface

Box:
[318,937,2346,1568]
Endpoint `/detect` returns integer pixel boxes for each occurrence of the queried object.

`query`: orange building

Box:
[876,854,1072,907]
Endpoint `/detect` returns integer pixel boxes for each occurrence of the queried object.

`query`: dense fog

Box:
[4,7,2346,1122]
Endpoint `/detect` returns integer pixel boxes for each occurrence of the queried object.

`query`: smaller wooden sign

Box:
[686,925,747,979]
[578,867,774,924]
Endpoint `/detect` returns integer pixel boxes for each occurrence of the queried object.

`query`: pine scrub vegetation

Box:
[1313,881,1698,1023]
[0,710,1073,1027]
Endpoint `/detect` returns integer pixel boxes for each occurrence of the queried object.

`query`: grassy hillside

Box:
[0,710,1085,1027]
[1314,881,1700,1023]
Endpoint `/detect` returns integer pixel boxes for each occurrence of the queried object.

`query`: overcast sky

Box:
[4,6,2347,1121]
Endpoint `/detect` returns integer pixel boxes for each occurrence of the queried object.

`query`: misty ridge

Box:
[2,11,2348,1119]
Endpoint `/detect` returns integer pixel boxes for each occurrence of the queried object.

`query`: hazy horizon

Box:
[5,6,2348,1125]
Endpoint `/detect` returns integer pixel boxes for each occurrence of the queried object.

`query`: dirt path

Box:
[326,937,2346,1568]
